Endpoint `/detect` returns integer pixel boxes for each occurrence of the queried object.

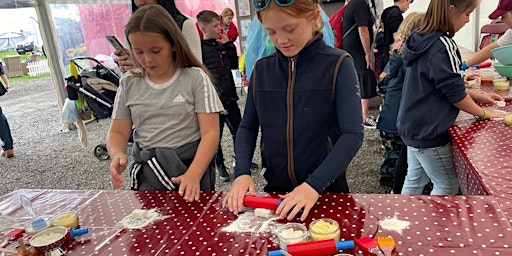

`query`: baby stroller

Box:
[65,56,121,160]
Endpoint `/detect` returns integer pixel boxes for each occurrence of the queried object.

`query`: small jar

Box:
[277,223,310,248]
[309,218,340,242]
[51,211,79,229]
[493,78,510,90]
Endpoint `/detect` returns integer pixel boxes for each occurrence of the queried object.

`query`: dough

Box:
[254,208,274,218]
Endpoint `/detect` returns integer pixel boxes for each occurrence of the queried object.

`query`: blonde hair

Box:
[419,0,478,38]
[257,0,323,33]
[124,5,207,77]
[393,12,424,55]
[221,7,234,17]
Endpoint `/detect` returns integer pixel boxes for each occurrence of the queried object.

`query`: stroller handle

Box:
[71,56,120,80]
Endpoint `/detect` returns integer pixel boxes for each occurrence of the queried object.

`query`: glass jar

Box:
[277,223,310,248]
[309,218,340,242]
[50,211,79,228]
[493,77,510,90]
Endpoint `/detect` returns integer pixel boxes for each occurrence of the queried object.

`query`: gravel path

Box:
[0,77,388,196]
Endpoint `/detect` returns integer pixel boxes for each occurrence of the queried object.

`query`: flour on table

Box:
[120,209,163,229]
[222,211,279,234]
[379,214,410,234]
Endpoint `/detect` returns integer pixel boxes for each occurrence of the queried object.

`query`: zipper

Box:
[287,57,298,187]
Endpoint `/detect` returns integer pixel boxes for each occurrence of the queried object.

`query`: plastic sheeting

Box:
[1,190,512,255]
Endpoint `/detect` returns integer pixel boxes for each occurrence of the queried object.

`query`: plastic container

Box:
[491,45,512,65]
[309,218,340,242]
[24,218,52,235]
[493,62,512,78]
[50,211,79,229]
[277,223,310,248]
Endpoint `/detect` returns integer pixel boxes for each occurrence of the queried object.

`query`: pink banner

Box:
[78,4,131,58]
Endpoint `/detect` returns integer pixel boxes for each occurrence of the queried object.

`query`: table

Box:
[450,100,512,221]
[1,190,512,255]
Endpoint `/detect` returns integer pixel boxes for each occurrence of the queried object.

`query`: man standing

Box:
[343,0,378,129]
[379,0,413,72]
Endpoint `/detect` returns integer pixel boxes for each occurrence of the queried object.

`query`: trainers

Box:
[1,149,14,158]
[218,164,230,182]
[363,117,377,129]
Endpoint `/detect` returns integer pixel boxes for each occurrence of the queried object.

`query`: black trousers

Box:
[215,101,242,166]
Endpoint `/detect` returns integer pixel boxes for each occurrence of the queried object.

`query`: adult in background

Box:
[343,0,378,129]
[0,62,10,91]
[379,0,413,73]
[116,0,202,71]
[223,0,363,221]
[464,0,512,69]
[0,106,13,158]
[220,8,239,43]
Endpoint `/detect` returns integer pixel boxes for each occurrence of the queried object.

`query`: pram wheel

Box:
[94,144,109,160]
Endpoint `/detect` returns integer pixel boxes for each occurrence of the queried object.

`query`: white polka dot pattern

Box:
[450,100,512,223]
[1,190,512,255]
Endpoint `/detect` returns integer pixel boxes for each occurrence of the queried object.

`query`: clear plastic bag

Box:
[62,98,79,123]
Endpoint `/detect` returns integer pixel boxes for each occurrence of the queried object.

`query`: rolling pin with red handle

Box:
[268,239,355,256]
[243,195,282,210]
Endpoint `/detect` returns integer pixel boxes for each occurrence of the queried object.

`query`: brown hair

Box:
[196,10,220,26]
[124,5,207,77]
[257,0,323,33]
[418,0,478,38]
[393,12,424,55]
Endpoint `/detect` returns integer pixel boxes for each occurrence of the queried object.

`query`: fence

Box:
[27,60,50,76]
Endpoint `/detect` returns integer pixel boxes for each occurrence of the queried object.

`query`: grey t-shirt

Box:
[112,67,224,149]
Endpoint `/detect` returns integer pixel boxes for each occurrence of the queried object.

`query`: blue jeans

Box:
[0,107,13,151]
[401,143,459,195]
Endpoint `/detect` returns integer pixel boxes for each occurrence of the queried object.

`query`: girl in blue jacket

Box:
[397,0,504,195]
[222,0,363,221]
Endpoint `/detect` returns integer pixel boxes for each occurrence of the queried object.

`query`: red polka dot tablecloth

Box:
[1,190,512,255]
[450,100,512,222]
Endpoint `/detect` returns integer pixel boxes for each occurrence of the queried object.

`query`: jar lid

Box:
[31,218,47,230]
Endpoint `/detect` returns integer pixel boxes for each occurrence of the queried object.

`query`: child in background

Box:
[376,12,423,192]
[197,10,241,182]
[107,5,224,202]
[223,0,363,221]
[397,0,504,195]
[464,0,512,69]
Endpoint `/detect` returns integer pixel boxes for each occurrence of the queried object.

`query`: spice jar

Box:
[277,223,310,248]
[309,218,340,242]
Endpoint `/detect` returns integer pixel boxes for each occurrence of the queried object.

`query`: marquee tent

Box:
[0,0,504,121]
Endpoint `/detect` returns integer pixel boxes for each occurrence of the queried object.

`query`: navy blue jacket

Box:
[377,51,405,134]
[397,31,467,148]
[234,34,363,194]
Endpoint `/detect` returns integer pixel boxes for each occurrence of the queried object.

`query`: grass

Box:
[1,50,50,83]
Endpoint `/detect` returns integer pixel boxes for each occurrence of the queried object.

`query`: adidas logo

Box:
[173,94,185,103]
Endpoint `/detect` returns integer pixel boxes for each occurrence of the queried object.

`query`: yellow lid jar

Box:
[309,218,340,242]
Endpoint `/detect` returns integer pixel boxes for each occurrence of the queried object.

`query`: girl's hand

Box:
[114,49,133,71]
[222,175,255,214]
[171,171,202,202]
[276,183,319,221]
[486,109,505,119]
[109,154,128,189]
